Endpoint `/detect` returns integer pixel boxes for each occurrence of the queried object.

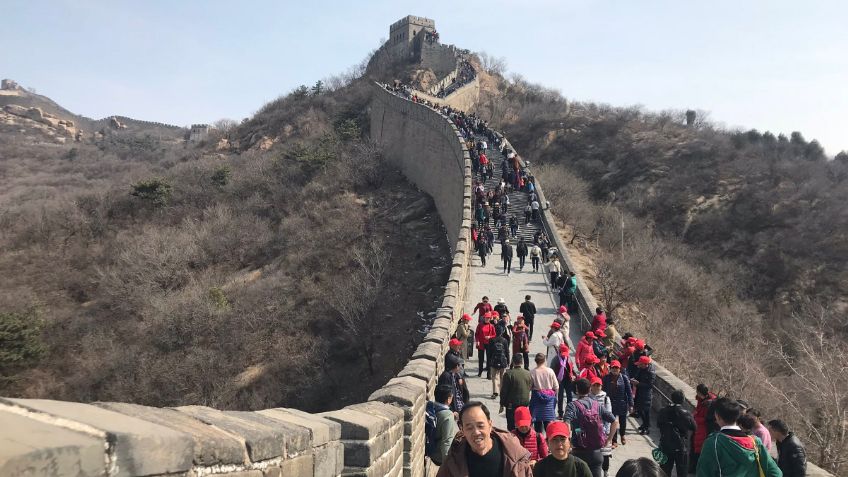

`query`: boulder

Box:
[26,107,44,121]
[3,104,27,117]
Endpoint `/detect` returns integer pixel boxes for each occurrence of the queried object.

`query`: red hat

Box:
[484,311,493,318]
[625,346,636,354]
[546,421,571,440]
[550,322,562,330]
[610,360,621,368]
[626,337,638,344]
[590,376,603,386]
[637,355,652,365]
[559,344,570,356]
[585,331,596,339]
[462,313,472,321]
[558,305,567,314]
[514,406,532,427]
[584,355,600,365]
[595,329,606,338]
[449,338,462,348]
[636,339,646,350]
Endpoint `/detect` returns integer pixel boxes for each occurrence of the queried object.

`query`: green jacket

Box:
[533,454,592,477]
[501,367,533,407]
[435,408,458,465]
[697,430,782,477]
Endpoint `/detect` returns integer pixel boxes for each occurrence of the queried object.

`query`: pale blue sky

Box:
[5,0,847,154]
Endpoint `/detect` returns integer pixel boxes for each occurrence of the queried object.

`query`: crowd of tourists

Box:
[378,83,808,477]
[436,58,476,98]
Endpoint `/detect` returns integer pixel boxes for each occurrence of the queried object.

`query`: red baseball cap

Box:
[591,376,603,386]
[595,329,606,338]
[484,311,493,318]
[585,331,596,339]
[449,338,462,347]
[584,355,600,365]
[558,305,567,314]
[610,360,621,368]
[638,356,652,365]
[559,344,570,356]
[514,406,532,427]
[462,313,472,321]
[546,421,571,440]
[550,322,562,329]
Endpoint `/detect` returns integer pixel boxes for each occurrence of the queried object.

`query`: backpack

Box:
[573,398,607,450]
[489,339,508,368]
[424,401,439,459]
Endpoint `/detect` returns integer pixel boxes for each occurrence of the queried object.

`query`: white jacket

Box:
[543,330,565,366]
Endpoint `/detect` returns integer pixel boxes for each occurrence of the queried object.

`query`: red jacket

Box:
[576,338,595,369]
[473,302,493,322]
[693,392,717,452]
[512,329,529,354]
[578,365,601,382]
[511,428,549,461]
[475,323,496,350]
[591,313,607,333]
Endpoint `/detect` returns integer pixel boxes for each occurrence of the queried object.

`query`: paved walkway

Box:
[462,221,668,474]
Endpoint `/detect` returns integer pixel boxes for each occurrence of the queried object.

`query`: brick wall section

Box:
[364,83,473,477]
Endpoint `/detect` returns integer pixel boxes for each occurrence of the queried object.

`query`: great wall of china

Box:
[0,17,835,477]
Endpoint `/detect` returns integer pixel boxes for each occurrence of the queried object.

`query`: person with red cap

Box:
[532,421,593,476]
[591,307,607,335]
[578,354,602,383]
[510,406,549,466]
[591,329,608,360]
[476,312,497,379]
[588,376,614,476]
[602,360,633,445]
[551,343,576,418]
[542,322,565,367]
[456,313,473,374]
[446,337,465,376]
[630,355,656,435]
[576,332,596,371]
[512,318,531,370]
[552,305,571,344]
[565,378,620,477]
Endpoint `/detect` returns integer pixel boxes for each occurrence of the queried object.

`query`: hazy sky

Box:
[5,0,847,154]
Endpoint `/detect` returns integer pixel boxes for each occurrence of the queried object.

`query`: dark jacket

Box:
[501,367,533,407]
[602,373,633,416]
[656,404,696,452]
[437,428,534,477]
[488,336,510,370]
[519,301,536,320]
[517,242,528,257]
[502,243,514,260]
[631,364,655,406]
[776,433,806,477]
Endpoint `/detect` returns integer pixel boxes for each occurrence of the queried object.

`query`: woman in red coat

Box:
[691,384,717,472]
[475,312,497,379]
[576,331,596,370]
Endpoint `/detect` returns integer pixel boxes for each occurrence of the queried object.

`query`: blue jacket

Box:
[602,372,633,415]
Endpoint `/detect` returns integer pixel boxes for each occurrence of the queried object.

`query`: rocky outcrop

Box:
[109,116,127,129]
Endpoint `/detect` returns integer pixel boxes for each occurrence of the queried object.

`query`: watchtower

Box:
[388,15,435,47]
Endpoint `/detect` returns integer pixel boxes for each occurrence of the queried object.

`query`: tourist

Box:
[524,203,533,225]
[510,406,549,466]
[551,343,576,417]
[564,378,619,477]
[696,398,780,477]
[509,215,519,238]
[746,409,772,450]
[532,421,593,477]
[542,322,565,367]
[531,198,541,222]
[455,313,473,375]
[530,353,559,434]
[431,384,459,465]
[475,312,497,378]
[501,353,533,430]
[437,356,468,413]
[488,329,511,399]
[591,307,607,334]
[630,356,655,435]
[602,319,620,352]
[547,255,562,290]
[530,243,542,272]
[614,458,664,477]
[512,319,531,370]
[563,272,578,309]
[588,377,614,477]
[767,419,807,477]
[473,296,493,323]
[690,383,717,472]
[519,295,537,339]
[576,332,597,371]
[445,338,464,375]
[494,298,510,320]
[436,402,534,477]
[657,389,696,477]
[602,360,633,445]
[517,237,529,270]
[477,233,488,266]
[502,239,514,275]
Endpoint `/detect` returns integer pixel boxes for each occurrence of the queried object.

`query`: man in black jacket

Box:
[519,295,536,339]
[630,355,656,434]
[768,419,807,477]
[657,389,696,477]
[501,239,514,275]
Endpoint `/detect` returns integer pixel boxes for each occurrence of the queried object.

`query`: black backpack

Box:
[425,401,440,460]
[489,339,508,368]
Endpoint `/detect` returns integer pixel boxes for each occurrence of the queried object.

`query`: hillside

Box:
[0,77,450,411]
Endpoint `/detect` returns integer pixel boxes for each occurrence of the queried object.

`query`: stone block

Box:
[440,295,456,311]
[96,401,245,466]
[258,408,340,447]
[411,341,442,362]
[319,408,392,441]
[397,359,436,384]
[278,454,314,476]
[423,326,448,345]
[368,378,426,418]
[2,398,193,477]
[175,406,304,462]
[0,409,105,477]
[314,441,343,477]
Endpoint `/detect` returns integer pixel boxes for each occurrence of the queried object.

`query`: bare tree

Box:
[325,240,391,375]
[477,51,508,75]
[596,258,636,321]
[763,303,848,475]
